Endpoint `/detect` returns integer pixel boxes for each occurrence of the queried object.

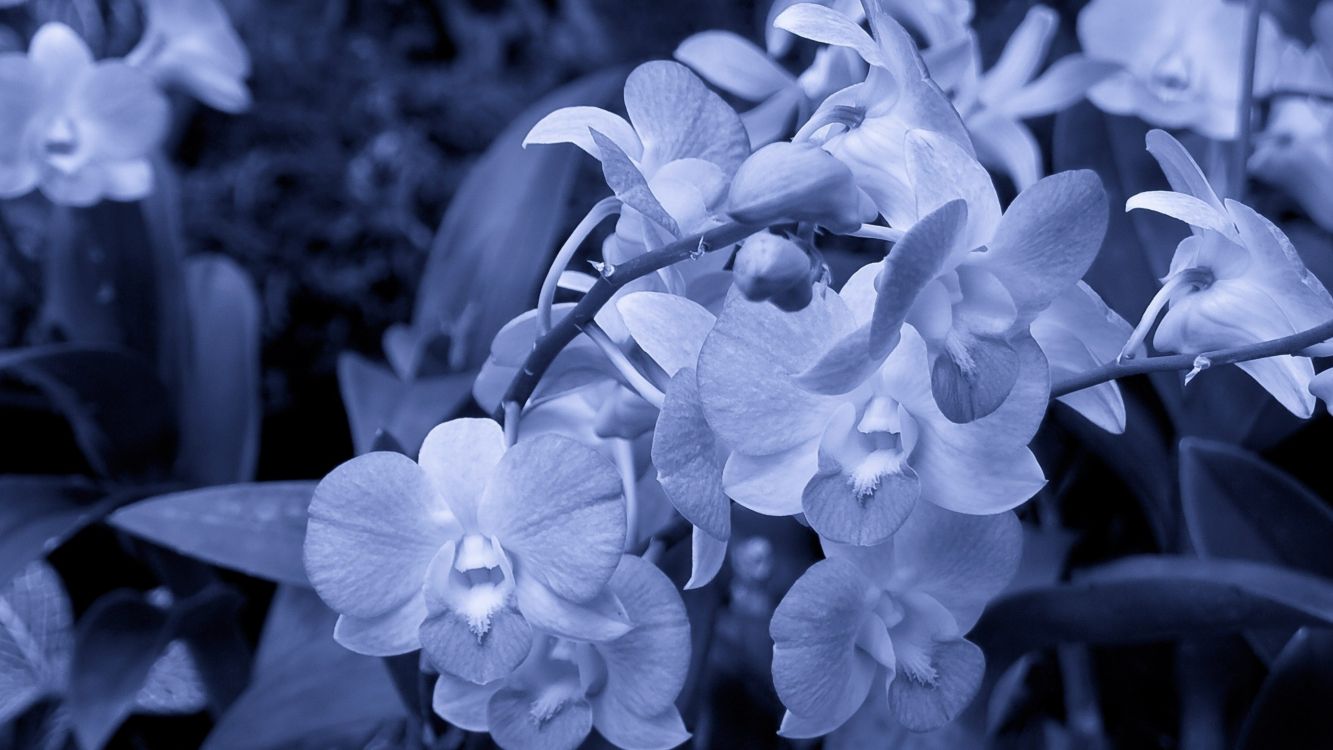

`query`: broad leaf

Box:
[336,352,473,457]
[175,255,262,485]
[0,561,72,725]
[109,482,317,587]
[0,476,109,586]
[202,587,404,750]
[69,592,174,750]
[974,556,1333,670]
[0,346,177,478]
[411,69,625,369]
[1237,628,1333,749]
[1180,439,1333,579]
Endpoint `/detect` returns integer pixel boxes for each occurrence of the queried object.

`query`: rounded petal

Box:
[433,672,500,732]
[480,434,625,602]
[980,169,1109,323]
[29,23,93,86]
[305,452,457,619]
[420,598,532,685]
[887,329,1050,515]
[417,418,506,530]
[594,704,690,750]
[488,686,592,750]
[524,105,641,161]
[904,131,999,249]
[73,62,169,161]
[514,574,632,642]
[617,291,716,377]
[674,30,794,100]
[332,595,427,656]
[697,289,853,455]
[722,439,819,517]
[623,60,749,174]
[887,638,985,731]
[595,557,691,717]
[770,557,875,719]
[893,503,1022,631]
[651,368,730,539]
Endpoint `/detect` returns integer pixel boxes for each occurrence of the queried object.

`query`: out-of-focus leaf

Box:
[1056,391,1176,547]
[0,346,177,478]
[108,482,316,587]
[1237,628,1333,749]
[69,592,173,750]
[202,587,404,750]
[974,556,1333,670]
[0,476,110,586]
[69,587,237,749]
[411,68,625,369]
[133,639,208,715]
[1180,439,1333,579]
[175,255,261,485]
[0,561,72,725]
[43,165,188,388]
[336,352,473,457]
[1181,438,1333,660]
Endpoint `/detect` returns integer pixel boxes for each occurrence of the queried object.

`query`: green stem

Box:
[1052,317,1333,398]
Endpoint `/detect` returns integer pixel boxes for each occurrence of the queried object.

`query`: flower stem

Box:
[537,197,620,334]
[582,321,665,409]
[1052,316,1333,398]
[1230,0,1266,200]
[494,220,761,421]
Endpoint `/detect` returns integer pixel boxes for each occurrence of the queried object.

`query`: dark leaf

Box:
[108,482,316,587]
[202,587,404,750]
[69,592,173,750]
[974,555,1333,670]
[411,68,625,369]
[0,476,108,586]
[336,352,473,457]
[1237,628,1333,749]
[0,346,177,479]
[175,255,262,485]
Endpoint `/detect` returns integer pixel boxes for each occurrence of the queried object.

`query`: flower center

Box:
[1149,52,1193,101]
[434,534,513,640]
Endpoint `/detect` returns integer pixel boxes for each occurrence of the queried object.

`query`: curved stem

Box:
[495,220,761,421]
[1230,0,1265,200]
[538,197,620,334]
[1052,317,1333,398]
[582,321,666,409]
[849,223,905,243]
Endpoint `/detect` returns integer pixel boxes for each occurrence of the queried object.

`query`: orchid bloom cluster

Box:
[302,2,1333,749]
[0,0,249,206]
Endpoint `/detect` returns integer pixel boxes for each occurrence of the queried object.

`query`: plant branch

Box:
[1230,0,1265,200]
[1052,317,1333,398]
[495,221,760,421]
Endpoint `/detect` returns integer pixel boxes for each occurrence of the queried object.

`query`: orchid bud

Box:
[725,142,875,233]
[734,232,816,312]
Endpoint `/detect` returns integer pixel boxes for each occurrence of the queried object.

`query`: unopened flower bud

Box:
[734,233,816,312]
[725,141,876,233]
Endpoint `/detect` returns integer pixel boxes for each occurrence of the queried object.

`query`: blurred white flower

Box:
[128,0,252,113]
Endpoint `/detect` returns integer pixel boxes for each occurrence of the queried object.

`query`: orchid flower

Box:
[525,60,749,281]
[695,268,1049,545]
[941,5,1116,189]
[0,23,168,205]
[1077,0,1290,140]
[674,28,866,147]
[1123,130,1333,417]
[1250,41,1333,232]
[432,556,691,750]
[775,0,973,228]
[615,289,733,589]
[304,418,633,686]
[770,502,1021,737]
[127,0,252,113]
[1030,282,1132,434]
[850,129,1106,424]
